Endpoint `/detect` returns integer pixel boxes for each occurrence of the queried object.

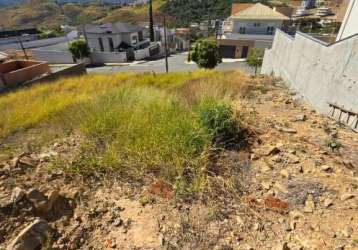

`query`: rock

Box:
[265,146,281,156]
[271,155,283,163]
[275,125,297,134]
[323,198,333,208]
[341,226,353,238]
[287,154,300,164]
[294,114,307,122]
[262,181,271,190]
[261,163,272,173]
[11,187,26,204]
[6,218,53,250]
[340,193,355,201]
[289,210,304,220]
[273,242,291,250]
[18,156,37,168]
[280,169,291,179]
[27,189,50,213]
[321,165,334,173]
[303,195,315,213]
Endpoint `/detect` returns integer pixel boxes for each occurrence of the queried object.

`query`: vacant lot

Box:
[0,71,357,249]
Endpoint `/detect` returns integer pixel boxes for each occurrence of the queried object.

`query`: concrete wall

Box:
[0,60,51,90]
[262,30,358,118]
[134,47,150,60]
[32,64,87,84]
[91,51,127,64]
[32,49,74,64]
[336,0,358,41]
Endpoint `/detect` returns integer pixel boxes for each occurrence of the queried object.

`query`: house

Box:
[301,0,317,9]
[218,3,289,58]
[0,28,41,45]
[84,22,150,54]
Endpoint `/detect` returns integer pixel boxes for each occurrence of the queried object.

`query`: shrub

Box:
[246,48,264,75]
[191,38,221,69]
[69,40,90,60]
[195,98,238,146]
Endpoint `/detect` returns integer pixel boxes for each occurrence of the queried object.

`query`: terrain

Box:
[0,0,164,29]
[0,70,357,249]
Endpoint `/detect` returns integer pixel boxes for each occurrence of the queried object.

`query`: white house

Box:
[218,3,289,58]
[84,22,150,53]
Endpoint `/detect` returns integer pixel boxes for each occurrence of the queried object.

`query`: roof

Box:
[230,3,290,20]
[85,22,145,34]
[231,3,255,15]
[0,28,40,39]
[274,6,295,18]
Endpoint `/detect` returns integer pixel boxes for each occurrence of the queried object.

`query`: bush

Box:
[69,40,90,60]
[196,98,238,146]
[246,48,264,75]
[191,38,221,69]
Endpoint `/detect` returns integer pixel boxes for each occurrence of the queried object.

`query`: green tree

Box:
[69,40,90,62]
[149,0,155,42]
[191,38,221,69]
[246,48,264,75]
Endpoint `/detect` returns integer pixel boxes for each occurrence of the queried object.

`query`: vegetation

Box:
[161,0,233,26]
[69,40,90,60]
[0,70,254,195]
[0,0,165,29]
[191,38,222,69]
[246,48,264,75]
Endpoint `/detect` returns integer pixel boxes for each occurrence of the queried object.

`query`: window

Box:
[239,27,246,34]
[132,35,138,44]
[253,22,261,27]
[98,37,104,52]
[108,37,114,52]
[267,26,275,35]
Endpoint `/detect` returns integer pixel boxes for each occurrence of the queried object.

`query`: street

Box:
[86,53,255,74]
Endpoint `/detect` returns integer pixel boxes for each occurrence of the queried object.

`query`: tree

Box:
[149,0,155,42]
[191,38,221,69]
[246,48,264,75]
[69,40,90,62]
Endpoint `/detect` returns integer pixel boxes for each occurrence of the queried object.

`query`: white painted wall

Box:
[336,0,358,41]
[230,19,283,35]
[91,51,127,64]
[32,50,74,64]
[87,32,139,52]
[262,30,358,129]
[134,47,150,60]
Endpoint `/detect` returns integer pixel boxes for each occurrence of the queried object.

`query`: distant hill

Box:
[0,0,159,29]
[0,0,25,8]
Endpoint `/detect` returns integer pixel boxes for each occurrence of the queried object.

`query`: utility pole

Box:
[163,15,169,73]
[17,34,28,60]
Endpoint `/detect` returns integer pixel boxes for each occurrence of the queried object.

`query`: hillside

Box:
[0,0,162,29]
[0,71,357,249]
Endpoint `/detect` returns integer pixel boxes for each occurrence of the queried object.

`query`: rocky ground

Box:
[0,79,357,250]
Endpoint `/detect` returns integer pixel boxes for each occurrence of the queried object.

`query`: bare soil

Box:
[0,79,357,250]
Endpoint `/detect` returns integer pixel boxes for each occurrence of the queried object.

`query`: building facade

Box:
[85,22,150,53]
[218,3,289,58]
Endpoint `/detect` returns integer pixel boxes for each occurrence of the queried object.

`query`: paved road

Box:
[87,53,255,74]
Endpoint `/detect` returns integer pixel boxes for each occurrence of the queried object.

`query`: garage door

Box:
[219,45,236,58]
